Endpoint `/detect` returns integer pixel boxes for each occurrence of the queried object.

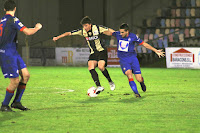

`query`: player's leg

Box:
[135,74,146,92]
[88,60,100,86]
[120,61,140,97]
[0,77,19,112]
[0,55,19,112]
[98,50,115,91]
[98,60,115,91]
[131,57,146,92]
[11,55,30,111]
[125,70,141,98]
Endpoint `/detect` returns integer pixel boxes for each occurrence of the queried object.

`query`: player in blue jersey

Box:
[112,23,165,97]
[0,0,42,112]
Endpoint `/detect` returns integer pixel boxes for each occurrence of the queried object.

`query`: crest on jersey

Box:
[14,17,19,22]
[128,37,131,42]
[88,32,92,36]
[118,40,129,52]
[93,31,99,35]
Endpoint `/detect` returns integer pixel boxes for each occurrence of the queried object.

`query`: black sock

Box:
[89,69,101,86]
[102,68,112,82]
[140,77,144,85]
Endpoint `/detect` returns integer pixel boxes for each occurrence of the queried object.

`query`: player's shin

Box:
[2,88,15,106]
[89,69,101,87]
[129,78,139,94]
[139,77,146,92]
[101,68,112,82]
[13,82,26,103]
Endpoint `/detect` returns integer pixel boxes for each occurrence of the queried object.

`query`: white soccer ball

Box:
[87,87,98,97]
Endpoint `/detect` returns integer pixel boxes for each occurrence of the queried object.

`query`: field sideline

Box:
[0,67,200,133]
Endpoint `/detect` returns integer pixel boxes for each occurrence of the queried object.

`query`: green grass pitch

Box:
[0,67,200,133]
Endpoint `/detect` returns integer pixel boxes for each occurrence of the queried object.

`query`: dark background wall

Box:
[0,0,172,46]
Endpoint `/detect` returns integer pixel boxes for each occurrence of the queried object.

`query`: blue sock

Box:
[13,82,26,103]
[129,79,139,94]
[2,88,14,106]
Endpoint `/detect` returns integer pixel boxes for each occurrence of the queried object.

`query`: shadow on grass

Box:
[117,96,146,103]
[0,111,23,125]
[78,97,110,104]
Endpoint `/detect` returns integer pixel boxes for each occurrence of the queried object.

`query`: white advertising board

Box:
[56,47,90,66]
[166,47,200,69]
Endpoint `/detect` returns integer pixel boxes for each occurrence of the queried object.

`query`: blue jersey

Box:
[0,14,26,55]
[112,31,144,59]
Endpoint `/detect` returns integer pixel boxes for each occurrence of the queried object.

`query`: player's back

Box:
[0,14,18,53]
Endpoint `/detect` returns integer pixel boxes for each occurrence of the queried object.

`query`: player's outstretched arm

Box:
[103,28,115,36]
[53,32,72,42]
[142,42,165,58]
[23,23,42,36]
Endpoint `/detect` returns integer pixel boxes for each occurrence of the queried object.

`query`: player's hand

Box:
[53,37,59,42]
[156,49,165,58]
[35,23,42,30]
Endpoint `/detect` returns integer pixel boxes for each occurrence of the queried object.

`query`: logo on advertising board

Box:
[107,48,120,66]
[170,48,194,63]
[62,51,73,64]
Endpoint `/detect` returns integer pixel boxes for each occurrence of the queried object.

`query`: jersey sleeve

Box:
[99,25,109,34]
[134,34,144,45]
[71,29,83,36]
[112,31,118,37]
[13,17,26,32]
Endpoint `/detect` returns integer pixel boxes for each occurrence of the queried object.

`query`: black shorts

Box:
[88,50,108,66]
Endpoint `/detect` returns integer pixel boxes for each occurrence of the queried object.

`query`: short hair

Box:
[80,16,92,25]
[4,0,16,11]
[119,23,130,31]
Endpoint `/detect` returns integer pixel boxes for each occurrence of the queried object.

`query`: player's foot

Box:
[0,104,15,112]
[11,102,30,111]
[135,94,141,98]
[95,86,104,94]
[140,82,146,92]
[109,82,115,91]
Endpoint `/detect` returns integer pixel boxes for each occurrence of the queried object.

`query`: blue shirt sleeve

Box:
[13,17,26,31]
[112,31,118,37]
[133,34,144,45]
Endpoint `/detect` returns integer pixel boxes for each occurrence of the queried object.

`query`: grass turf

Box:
[0,67,200,133]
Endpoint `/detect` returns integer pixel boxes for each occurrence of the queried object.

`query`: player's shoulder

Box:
[0,16,6,23]
[98,25,108,29]
[114,31,120,34]
[13,17,20,22]
[129,32,137,37]
[129,32,140,39]
[71,28,82,33]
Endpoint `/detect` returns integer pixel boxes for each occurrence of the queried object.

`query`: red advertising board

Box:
[107,47,120,67]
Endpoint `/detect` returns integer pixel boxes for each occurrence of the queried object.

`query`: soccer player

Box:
[0,0,42,112]
[53,16,115,94]
[111,23,165,97]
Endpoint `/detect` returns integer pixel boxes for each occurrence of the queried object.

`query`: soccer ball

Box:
[87,87,98,97]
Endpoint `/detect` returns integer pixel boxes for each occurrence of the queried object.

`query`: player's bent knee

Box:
[88,67,95,70]
[11,78,20,85]
[24,74,30,82]
[136,78,143,82]
[98,66,105,72]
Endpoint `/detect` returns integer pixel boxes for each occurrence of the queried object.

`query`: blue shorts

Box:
[0,53,26,78]
[119,56,141,75]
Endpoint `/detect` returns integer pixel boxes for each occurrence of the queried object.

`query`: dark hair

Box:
[80,16,92,25]
[119,23,130,31]
[4,0,16,11]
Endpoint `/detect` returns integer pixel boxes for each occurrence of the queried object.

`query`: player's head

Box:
[119,23,130,38]
[80,16,92,32]
[4,0,16,12]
